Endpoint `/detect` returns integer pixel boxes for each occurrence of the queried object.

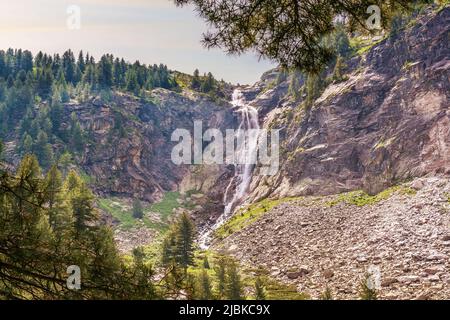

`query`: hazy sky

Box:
[0,0,275,84]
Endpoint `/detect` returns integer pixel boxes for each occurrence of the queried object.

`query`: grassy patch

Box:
[78,169,96,185]
[214,197,302,240]
[326,186,416,207]
[98,191,185,232]
[186,250,309,300]
[147,191,182,225]
[374,137,396,150]
[98,198,137,229]
[350,36,385,56]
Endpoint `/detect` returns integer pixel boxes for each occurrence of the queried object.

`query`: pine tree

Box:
[62,49,76,84]
[129,247,156,299]
[359,274,378,300]
[82,64,97,88]
[34,130,54,169]
[334,26,352,58]
[215,258,226,299]
[69,113,84,152]
[58,151,72,175]
[201,72,215,93]
[191,69,201,90]
[225,261,244,300]
[288,70,302,101]
[113,58,124,87]
[174,213,195,269]
[254,277,266,300]
[198,269,213,300]
[161,230,177,267]
[97,55,113,88]
[22,134,33,155]
[320,286,333,300]
[203,256,210,269]
[37,67,54,98]
[64,170,97,233]
[132,198,144,219]
[50,91,63,134]
[333,55,345,82]
[305,73,321,108]
[77,50,85,74]
[125,69,140,94]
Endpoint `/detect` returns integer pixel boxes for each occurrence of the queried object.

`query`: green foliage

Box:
[0,48,179,110]
[132,198,144,219]
[34,130,54,169]
[197,269,214,300]
[254,277,266,300]
[69,112,85,153]
[214,197,302,240]
[191,69,201,90]
[304,72,323,108]
[203,256,210,269]
[149,191,182,224]
[332,55,347,82]
[333,25,352,58]
[98,192,185,232]
[200,72,215,93]
[161,213,196,270]
[359,274,378,300]
[326,185,417,207]
[215,258,227,299]
[288,69,303,101]
[320,287,334,300]
[0,155,157,299]
[175,0,418,72]
[225,261,244,300]
[350,36,385,56]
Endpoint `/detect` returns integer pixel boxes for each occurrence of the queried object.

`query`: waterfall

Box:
[199,89,260,249]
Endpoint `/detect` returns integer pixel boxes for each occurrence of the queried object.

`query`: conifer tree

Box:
[191,69,201,90]
[34,130,54,169]
[97,55,113,88]
[359,274,378,300]
[203,256,210,269]
[333,55,345,82]
[132,198,144,219]
[174,213,195,269]
[320,286,334,300]
[198,269,213,300]
[225,261,244,300]
[215,258,226,299]
[126,69,140,94]
[254,277,266,300]
[288,70,302,101]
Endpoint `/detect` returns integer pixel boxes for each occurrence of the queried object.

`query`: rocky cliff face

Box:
[243,6,449,203]
[209,6,450,300]
[64,89,236,202]
[75,6,448,230]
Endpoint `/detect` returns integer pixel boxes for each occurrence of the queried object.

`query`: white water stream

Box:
[199,89,260,249]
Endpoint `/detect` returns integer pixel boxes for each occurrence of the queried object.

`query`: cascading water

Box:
[199,89,260,249]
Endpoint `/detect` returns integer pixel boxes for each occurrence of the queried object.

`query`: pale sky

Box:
[0,0,275,84]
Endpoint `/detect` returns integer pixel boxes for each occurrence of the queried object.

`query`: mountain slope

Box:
[209,5,450,300]
[243,6,449,203]
[215,177,450,299]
